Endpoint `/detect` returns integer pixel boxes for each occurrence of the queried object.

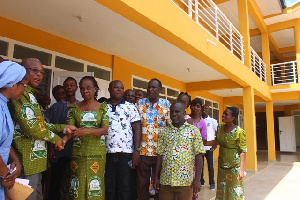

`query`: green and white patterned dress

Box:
[67,103,109,200]
[216,124,247,200]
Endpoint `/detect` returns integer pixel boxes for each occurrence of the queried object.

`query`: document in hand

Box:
[5,178,34,200]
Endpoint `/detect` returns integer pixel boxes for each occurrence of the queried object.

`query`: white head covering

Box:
[0,61,26,88]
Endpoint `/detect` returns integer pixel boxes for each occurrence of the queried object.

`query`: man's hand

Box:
[153,176,160,194]
[191,179,201,195]
[131,151,140,169]
[65,125,77,135]
[4,161,21,182]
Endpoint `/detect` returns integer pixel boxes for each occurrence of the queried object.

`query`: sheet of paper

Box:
[15,178,32,188]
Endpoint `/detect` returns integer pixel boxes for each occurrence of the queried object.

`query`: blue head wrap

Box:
[0,61,26,88]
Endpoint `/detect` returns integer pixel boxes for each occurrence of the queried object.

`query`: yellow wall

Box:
[284,103,300,116]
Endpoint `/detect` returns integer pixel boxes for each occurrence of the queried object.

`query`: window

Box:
[55,56,84,72]
[87,65,110,81]
[0,37,111,99]
[197,96,219,122]
[0,40,8,56]
[132,76,180,102]
[13,45,52,66]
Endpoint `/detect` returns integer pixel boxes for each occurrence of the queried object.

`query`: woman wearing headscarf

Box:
[0,61,28,199]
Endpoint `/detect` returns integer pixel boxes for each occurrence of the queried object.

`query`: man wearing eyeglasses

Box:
[9,58,77,200]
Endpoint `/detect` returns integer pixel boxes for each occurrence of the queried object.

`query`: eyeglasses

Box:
[17,82,28,88]
[26,67,44,76]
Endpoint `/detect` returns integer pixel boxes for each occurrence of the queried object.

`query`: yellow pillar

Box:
[266,101,276,160]
[243,86,257,170]
[261,32,271,86]
[237,0,251,69]
[294,19,300,82]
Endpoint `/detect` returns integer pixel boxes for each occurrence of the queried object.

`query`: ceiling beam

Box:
[186,79,241,92]
[213,0,230,4]
[279,46,296,54]
[250,28,261,37]
[248,0,267,32]
[267,19,295,33]
[272,91,300,101]
[263,13,282,19]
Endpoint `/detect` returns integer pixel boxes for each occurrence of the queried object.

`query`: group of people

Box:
[0,57,247,200]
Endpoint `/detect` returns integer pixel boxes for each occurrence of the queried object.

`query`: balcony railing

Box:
[251,47,267,83]
[172,0,244,63]
[271,61,298,86]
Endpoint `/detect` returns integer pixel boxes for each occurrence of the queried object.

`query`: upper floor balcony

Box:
[172,0,267,83]
[271,61,298,86]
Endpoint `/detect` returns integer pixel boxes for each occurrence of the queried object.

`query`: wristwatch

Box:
[134,147,141,152]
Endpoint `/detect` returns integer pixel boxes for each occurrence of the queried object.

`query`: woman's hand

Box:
[72,127,90,138]
[65,125,77,135]
[1,178,15,190]
[3,161,21,183]
[238,169,244,180]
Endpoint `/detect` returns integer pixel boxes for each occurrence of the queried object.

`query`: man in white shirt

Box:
[201,104,218,190]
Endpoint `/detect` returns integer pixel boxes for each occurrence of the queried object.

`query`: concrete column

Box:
[294,19,300,82]
[243,86,257,170]
[266,101,276,160]
[237,0,251,69]
[261,32,271,86]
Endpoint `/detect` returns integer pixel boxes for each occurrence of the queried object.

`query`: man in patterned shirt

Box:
[105,80,141,200]
[136,78,171,200]
[9,58,76,200]
[154,102,205,200]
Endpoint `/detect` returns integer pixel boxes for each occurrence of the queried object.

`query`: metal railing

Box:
[271,61,298,85]
[172,0,244,63]
[251,47,267,83]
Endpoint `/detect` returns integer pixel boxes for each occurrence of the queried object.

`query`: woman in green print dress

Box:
[206,107,246,200]
[67,76,109,200]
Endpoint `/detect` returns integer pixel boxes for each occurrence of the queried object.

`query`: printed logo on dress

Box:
[29,93,38,104]
[30,139,47,161]
[172,147,180,160]
[70,161,78,172]
[22,104,36,128]
[88,176,102,197]
[167,164,173,177]
[178,166,189,179]
[70,175,79,198]
[13,123,22,138]
[73,138,81,147]
[90,162,99,173]
[81,112,97,127]
[231,185,244,199]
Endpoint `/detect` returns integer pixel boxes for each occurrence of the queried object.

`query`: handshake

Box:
[54,125,78,151]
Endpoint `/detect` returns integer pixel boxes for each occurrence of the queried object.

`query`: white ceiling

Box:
[271,28,295,48]
[210,88,243,97]
[217,0,258,30]
[255,0,283,16]
[0,0,227,84]
[250,35,263,53]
